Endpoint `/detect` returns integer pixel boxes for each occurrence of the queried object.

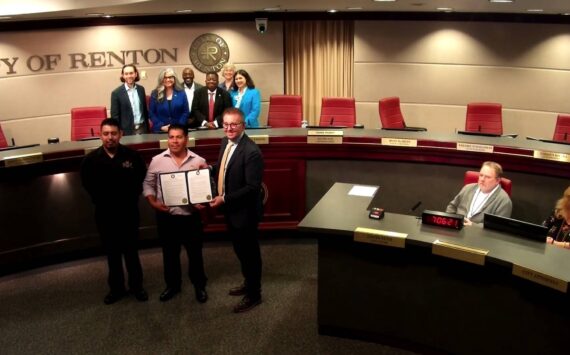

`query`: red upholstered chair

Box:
[267,95,303,128]
[0,124,8,148]
[378,96,426,131]
[465,102,503,135]
[552,114,570,142]
[464,170,512,197]
[70,106,107,141]
[319,97,356,127]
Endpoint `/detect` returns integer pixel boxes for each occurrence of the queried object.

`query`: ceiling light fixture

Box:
[327,9,338,13]
[176,9,192,13]
[489,0,514,3]
[526,9,544,13]
[437,7,453,12]
[347,7,363,10]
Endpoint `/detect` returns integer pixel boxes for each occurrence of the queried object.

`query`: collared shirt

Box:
[81,144,147,209]
[184,83,196,112]
[201,89,220,128]
[143,148,206,215]
[125,83,143,125]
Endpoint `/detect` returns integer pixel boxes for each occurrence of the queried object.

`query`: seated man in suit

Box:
[446,161,512,225]
[189,71,233,129]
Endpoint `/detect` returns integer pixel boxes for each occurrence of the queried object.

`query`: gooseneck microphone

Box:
[90,128,95,136]
[410,201,422,212]
[330,117,334,126]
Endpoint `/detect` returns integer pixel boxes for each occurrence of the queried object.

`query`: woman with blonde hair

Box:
[219,63,236,92]
[149,68,189,132]
[544,186,570,249]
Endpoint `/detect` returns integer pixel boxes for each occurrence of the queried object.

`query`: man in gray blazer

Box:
[446,161,512,225]
[110,64,150,135]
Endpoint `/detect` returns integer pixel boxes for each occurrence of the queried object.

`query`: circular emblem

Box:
[189,33,230,74]
[182,198,188,204]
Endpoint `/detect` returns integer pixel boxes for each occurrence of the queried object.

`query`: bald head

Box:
[182,67,195,87]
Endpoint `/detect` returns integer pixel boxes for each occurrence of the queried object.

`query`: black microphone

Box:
[90,128,95,136]
[410,201,422,212]
[565,132,568,141]
[478,125,481,132]
[11,137,15,146]
[330,117,334,126]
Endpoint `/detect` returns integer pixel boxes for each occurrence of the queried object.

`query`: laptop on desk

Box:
[483,213,548,241]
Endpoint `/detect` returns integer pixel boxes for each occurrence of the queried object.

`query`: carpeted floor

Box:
[0,238,417,355]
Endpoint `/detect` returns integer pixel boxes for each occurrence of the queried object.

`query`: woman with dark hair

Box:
[230,69,261,128]
[149,68,189,133]
[544,186,570,249]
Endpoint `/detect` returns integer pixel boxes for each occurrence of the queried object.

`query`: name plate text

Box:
[250,135,269,145]
[381,138,418,147]
[533,150,570,163]
[307,136,343,144]
[3,152,44,167]
[456,142,494,153]
[354,227,407,248]
[432,239,488,266]
[307,130,344,136]
[512,264,568,293]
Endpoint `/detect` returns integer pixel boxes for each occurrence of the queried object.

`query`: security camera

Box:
[255,18,268,34]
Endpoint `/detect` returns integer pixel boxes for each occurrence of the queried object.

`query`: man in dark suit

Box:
[110,64,150,135]
[210,108,264,313]
[189,71,233,129]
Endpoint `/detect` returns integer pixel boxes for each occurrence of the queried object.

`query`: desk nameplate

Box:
[160,137,195,149]
[307,130,344,136]
[512,264,568,293]
[307,136,343,144]
[83,146,99,155]
[432,240,488,266]
[250,135,269,145]
[381,138,417,147]
[533,150,570,163]
[3,152,44,167]
[354,227,407,248]
[456,142,494,153]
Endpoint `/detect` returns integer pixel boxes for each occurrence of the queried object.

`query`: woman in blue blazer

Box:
[149,68,189,132]
[230,69,261,128]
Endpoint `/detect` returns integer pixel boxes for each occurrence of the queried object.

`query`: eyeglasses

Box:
[222,122,242,129]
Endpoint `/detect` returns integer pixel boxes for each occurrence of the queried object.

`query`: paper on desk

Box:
[348,185,378,197]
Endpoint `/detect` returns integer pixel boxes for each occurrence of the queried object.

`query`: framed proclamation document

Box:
[159,169,214,206]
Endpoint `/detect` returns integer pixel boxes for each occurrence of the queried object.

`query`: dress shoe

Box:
[159,287,180,302]
[228,284,247,296]
[103,291,126,305]
[195,287,208,303]
[130,288,149,302]
[233,296,262,313]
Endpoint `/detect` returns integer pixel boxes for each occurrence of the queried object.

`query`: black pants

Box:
[229,224,262,299]
[95,209,143,294]
[156,212,207,289]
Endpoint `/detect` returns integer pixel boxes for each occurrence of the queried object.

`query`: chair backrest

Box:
[267,95,303,128]
[0,124,8,148]
[319,97,356,127]
[379,97,406,129]
[464,170,512,197]
[552,114,570,142]
[70,106,107,141]
[465,102,503,135]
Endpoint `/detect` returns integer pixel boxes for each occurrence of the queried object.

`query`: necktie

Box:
[208,92,215,123]
[217,142,233,196]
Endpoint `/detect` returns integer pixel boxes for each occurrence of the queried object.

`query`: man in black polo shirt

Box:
[80,118,148,304]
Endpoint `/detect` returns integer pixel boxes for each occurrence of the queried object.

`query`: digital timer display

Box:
[421,210,464,230]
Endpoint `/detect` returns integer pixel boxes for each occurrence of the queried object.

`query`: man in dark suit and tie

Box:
[210,108,264,313]
[110,64,150,135]
[189,71,233,129]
